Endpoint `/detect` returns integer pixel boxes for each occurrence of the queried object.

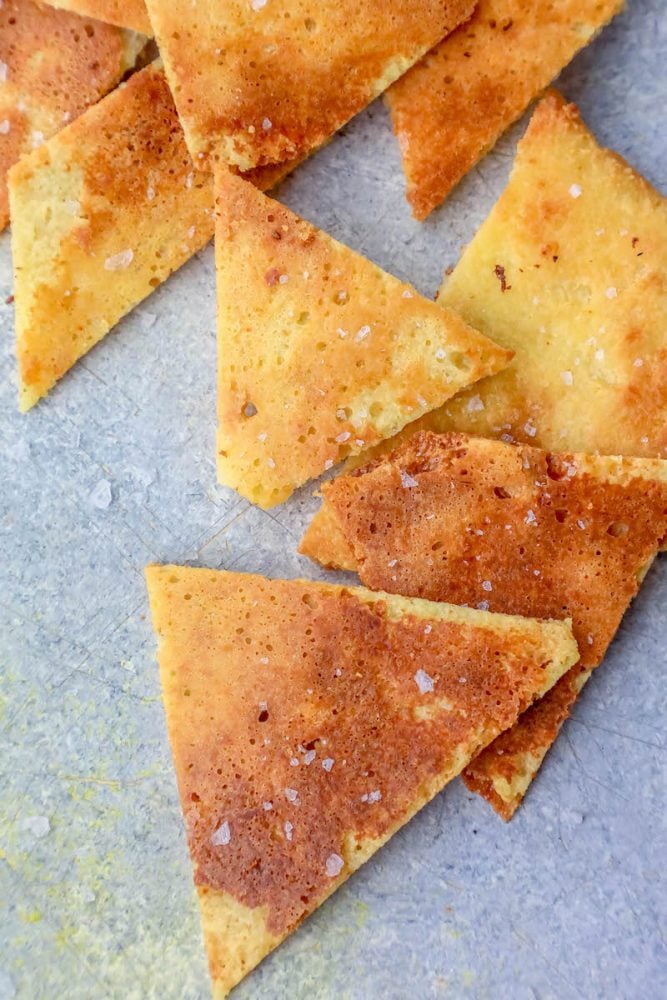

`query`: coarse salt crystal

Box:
[284,821,293,841]
[481,580,492,592]
[414,668,434,694]
[569,184,582,198]
[0,61,8,83]
[402,289,414,298]
[477,601,489,611]
[388,558,397,568]
[257,432,267,441]
[322,758,334,772]
[524,421,537,437]
[324,459,334,470]
[147,186,156,201]
[577,519,586,529]
[336,431,351,444]
[525,509,538,526]
[356,325,371,342]
[251,0,267,8]
[325,853,344,877]
[337,327,348,338]
[633,358,644,367]
[595,348,605,361]
[284,788,299,803]
[435,348,447,360]
[368,790,381,803]
[587,634,594,646]
[262,801,273,811]
[560,370,573,386]
[105,249,134,271]
[400,470,418,489]
[424,624,432,634]
[267,457,276,468]
[303,750,316,765]
[259,656,269,665]
[0,119,10,134]
[290,757,299,767]
[605,287,617,299]
[466,395,485,413]
[211,821,231,846]
[262,117,272,130]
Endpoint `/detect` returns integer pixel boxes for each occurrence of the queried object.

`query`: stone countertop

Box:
[1,2,665,997]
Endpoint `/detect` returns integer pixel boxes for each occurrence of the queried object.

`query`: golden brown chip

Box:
[300,431,667,816]
[215,169,511,508]
[0,0,144,230]
[386,0,622,219]
[365,93,666,465]
[9,63,295,411]
[144,0,476,169]
[40,0,152,34]
[145,564,578,996]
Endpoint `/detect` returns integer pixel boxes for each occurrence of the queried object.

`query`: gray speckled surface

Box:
[1,2,666,998]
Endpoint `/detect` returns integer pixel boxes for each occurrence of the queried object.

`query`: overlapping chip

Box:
[146,564,578,995]
[9,63,298,412]
[0,0,145,230]
[144,0,476,170]
[300,430,667,816]
[386,0,622,219]
[214,169,512,508]
[41,0,152,34]
[351,93,666,467]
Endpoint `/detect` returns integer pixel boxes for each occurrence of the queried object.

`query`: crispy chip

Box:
[41,0,152,34]
[0,0,144,230]
[351,93,666,465]
[214,169,511,508]
[9,64,295,411]
[300,431,667,817]
[386,0,622,219]
[146,564,578,996]
[144,0,475,170]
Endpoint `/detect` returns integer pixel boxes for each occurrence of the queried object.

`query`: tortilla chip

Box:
[144,0,476,170]
[214,170,511,508]
[300,430,667,816]
[386,0,622,219]
[0,0,144,231]
[9,64,294,412]
[369,93,667,466]
[145,564,578,996]
[40,1,151,34]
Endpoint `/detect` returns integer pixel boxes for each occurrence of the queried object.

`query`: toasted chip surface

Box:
[41,0,151,34]
[9,63,295,411]
[407,93,667,459]
[9,63,212,410]
[302,431,667,814]
[146,564,578,996]
[144,0,475,169]
[215,170,511,507]
[0,0,143,230]
[386,0,622,218]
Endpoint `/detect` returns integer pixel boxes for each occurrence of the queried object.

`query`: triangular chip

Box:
[40,0,152,34]
[214,170,511,508]
[360,92,667,463]
[144,0,476,169]
[300,430,667,816]
[9,63,295,412]
[385,0,622,219]
[146,564,578,996]
[0,0,144,230]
